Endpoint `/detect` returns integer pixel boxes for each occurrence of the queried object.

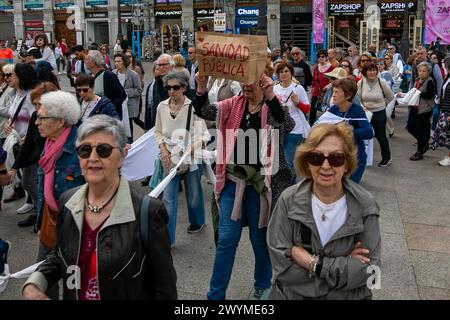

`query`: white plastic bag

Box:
[365,139,374,166]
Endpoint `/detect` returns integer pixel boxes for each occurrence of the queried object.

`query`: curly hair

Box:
[14,63,38,90]
[113,52,130,68]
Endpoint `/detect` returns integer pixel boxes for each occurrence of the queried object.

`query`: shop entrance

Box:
[94,22,109,46]
[381,15,403,46]
[161,24,181,53]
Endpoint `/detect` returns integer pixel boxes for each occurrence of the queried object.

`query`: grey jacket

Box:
[267,178,381,300]
[113,68,142,118]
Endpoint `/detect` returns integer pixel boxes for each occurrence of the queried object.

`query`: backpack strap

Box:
[139,194,152,251]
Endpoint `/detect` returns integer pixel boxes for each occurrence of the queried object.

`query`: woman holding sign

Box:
[193,68,295,300]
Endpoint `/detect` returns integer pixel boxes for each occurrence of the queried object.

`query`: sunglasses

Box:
[384,58,391,60]
[340,64,350,68]
[165,85,182,91]
[361,59,369,62]
[77,88,90,93]
[4,73,12,78]
[319,55,326,58]
[291,52,300,55]
[388,47,394,50]
[76,143,118,159]
[307,152,346,167]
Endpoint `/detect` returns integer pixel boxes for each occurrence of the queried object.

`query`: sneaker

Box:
[16,203,34,214]
[378,158,392,167]
[187,224,205,234]
[409,152,423,161]
[0,239,11,275]
[250,287,271,300]
[438,156,450,167]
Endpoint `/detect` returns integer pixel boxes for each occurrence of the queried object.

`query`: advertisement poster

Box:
[313,0,325,43]
[24,20,44,42]
[425,0,450,44]
[0,0,13,10]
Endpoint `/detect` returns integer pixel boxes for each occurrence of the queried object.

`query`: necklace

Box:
[313,194,344,221]
[86,182,120,214]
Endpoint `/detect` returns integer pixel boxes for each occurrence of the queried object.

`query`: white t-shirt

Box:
[274,82,310,136]
[311,194,347,247]
[9,91,35,138]
[208,78,241,104]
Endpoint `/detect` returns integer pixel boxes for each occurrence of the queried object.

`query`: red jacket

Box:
[312,64,334,98]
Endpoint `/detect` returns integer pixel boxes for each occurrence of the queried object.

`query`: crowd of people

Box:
[0,33,448,301]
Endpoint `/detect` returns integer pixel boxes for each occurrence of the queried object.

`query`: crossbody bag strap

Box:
[139,195,152,251]
[183,102,193,149]
[377,78,386,100]
[11,95,27,125]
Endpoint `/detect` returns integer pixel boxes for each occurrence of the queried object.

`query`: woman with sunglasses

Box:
[354,52,373,80]
[75,74,118,122]
[384,53,400,81]
[23,114,177,300]
[310,49,335,125]
[155,70,209,247]
[267,122,381,300]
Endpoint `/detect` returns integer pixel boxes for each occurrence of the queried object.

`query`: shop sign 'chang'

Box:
[196,32,267,84]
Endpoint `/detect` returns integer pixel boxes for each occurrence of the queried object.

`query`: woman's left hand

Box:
[259,74,275,100]
[290,245,314,270]
[290,91,299,105]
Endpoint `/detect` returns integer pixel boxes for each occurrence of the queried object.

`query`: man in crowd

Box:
[290,47,312,91]
[327,48,340,68]
[185,46,198,99]
[347,46,360,68]
[84,50,127,118]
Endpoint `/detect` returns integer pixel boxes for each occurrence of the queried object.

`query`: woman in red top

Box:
[310,49,334,125]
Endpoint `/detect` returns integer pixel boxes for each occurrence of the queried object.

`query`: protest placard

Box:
[196,32,267,84]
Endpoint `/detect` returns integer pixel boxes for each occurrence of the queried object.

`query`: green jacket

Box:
[267,178,381,300]
[226,164,267,194]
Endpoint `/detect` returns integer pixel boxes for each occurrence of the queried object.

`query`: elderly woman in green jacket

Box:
[267,123,381,300]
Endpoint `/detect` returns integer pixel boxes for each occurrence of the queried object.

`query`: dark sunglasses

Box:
[361,59,369,62]
[307,152,346,167]
[291,52,300,55]
[319,55,326,58]
[4,73,12,78]
[76,88,90,93]
[76,143,118,159]
[165,85,182,91]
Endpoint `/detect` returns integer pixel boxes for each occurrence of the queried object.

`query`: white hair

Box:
[157,53,175,66]
[87,50,104,67]
[40,91,81,126]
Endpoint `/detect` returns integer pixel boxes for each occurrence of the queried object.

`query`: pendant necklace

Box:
[86,182,120,214]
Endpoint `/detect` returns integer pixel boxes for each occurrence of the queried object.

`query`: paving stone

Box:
[404,223,450,254]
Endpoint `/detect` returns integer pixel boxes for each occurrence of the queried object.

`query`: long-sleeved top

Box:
[312,64,334,98]
[410,62,443,97]
[94,69,127,119]
[357,77,394,112]
[35,46,57,70]
[328,103,374,165]
[144,77,168,130]
[12,112,45,170]
[290,59,313,90]
[441,76,450,114]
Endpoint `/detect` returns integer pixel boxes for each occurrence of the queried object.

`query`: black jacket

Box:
[28,180,177,300]
[94,70,127,119]
[12,112,45,170]
[144,76,168,130]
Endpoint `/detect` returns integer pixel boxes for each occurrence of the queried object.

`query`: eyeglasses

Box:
[36,115,60,122]
[165,85,182,91]
[340,64,350,68]
[377,62,385,65]
[384,58,391,60]
[361,59,369,63]
[319,55,326,58]
[76,143,118,159]
[291,52,300,55]
[388,47,394,50]
[76,88,90,93]
[188,52,195,55]
[4,73,12,78]
[157,63,170,67]
[307,152,346,167]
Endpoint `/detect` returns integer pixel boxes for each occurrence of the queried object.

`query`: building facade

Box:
[3,0,425,57]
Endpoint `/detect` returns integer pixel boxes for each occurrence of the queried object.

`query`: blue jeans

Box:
[283,133,304,172]
[350,157,367,184]
[162,169,205,245]
[207,181,272,300]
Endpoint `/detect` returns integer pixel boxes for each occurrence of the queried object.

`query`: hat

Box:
[20,47,41,59]
[324,67,348,80]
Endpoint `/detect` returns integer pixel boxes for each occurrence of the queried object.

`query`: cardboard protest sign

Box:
[196,32,268,84]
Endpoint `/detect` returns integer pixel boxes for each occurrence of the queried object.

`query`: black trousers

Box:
[370,110,391,161]
[407,108,432,154]
[309,96,319,126]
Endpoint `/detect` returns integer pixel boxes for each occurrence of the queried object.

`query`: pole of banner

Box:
[117,0,122,41]
[137,31,141,59]
[310,32,315,63]
[132,31,135,54]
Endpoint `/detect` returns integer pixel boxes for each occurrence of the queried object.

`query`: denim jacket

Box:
[36,126,85,230]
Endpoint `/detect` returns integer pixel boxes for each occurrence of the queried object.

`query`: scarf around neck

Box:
[39,127,72,211]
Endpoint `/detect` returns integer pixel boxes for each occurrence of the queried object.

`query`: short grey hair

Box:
[40,91,80,126]
[76,114,127,157]
[417,61,432,75]
[163,70,189,88]
[157,53,175,66]
[87,50,104,67]
[291,47,304,56]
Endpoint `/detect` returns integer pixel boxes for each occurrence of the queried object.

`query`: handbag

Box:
[167,102,193,175]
